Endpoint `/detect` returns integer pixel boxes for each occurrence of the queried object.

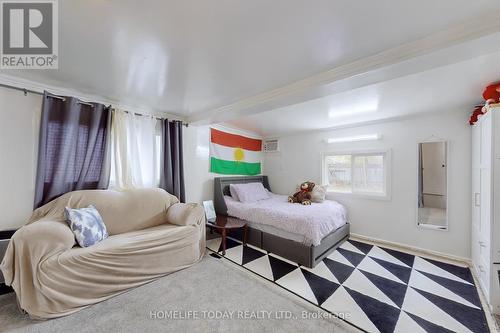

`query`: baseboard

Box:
[349,233,471,267]
[470,263,490,306]
[469,262,499,331]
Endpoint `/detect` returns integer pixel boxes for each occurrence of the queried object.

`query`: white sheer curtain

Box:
[110,109,161,189]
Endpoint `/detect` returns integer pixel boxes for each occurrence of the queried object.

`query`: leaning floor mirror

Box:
[417,140,448,230]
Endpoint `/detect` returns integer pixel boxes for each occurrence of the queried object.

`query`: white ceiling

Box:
[2,0,500,118]
[225,50,500,137]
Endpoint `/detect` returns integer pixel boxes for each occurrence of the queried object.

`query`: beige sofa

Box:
[0,188,206,319]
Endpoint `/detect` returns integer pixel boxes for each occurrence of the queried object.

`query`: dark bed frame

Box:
[213,176,350,268]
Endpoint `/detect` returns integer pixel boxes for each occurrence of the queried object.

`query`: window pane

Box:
[325,155,351,192]
[352,155,384,194]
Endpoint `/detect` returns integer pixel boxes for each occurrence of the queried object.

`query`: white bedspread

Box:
[224,193,347,246]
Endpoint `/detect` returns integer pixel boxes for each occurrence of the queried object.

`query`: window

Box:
[322,150,390,199]
[109,112,162,189]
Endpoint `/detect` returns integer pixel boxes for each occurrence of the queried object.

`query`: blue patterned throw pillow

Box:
[65,205,108,247]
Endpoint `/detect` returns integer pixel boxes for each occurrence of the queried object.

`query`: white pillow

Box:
[232,182,269,203]
[229,184,240,201]
[311,185,327,203]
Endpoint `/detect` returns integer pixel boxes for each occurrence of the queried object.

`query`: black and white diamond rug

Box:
[206,237,490,333]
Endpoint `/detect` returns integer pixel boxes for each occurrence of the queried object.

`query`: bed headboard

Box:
[213,176,271,215]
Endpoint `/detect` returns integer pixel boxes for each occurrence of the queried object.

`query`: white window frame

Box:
[321,149,392,200]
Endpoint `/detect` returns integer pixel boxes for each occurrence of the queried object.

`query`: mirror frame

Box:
[416,139,449,231]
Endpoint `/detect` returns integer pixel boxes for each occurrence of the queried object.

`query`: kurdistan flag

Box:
[210,128,262,175]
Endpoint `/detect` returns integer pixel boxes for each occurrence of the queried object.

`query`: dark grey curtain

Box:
[160,120,185,202]
[34,92,111,208]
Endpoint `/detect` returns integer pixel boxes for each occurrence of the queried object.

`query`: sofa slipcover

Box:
[0,188,206,319]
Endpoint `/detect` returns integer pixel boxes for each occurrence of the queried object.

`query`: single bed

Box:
[213,176,350,268]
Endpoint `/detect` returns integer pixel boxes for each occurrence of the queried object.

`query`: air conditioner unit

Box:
[263,139,279,153]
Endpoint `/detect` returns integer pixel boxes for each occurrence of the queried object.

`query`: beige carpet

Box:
[0,254,358,333]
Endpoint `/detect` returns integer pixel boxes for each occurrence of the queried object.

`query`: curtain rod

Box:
[45,93,93,107]
[113,109,188,126]
[0,82,189,127]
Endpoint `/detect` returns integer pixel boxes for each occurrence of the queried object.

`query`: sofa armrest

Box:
[0,220,75,286]
[166,203,206,227]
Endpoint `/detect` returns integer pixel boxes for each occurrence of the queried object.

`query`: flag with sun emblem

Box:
[210,128,262,175]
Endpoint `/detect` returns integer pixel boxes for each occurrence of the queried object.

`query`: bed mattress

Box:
[224,193,347,246]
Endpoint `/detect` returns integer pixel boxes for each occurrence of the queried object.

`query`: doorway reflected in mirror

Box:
[417,141,448,230]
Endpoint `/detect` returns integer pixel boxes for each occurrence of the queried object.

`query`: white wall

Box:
[0,87,42,231]
[184,125,214,204]
[264,110,472,259]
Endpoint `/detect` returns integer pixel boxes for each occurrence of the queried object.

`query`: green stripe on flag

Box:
[210,157,261,175]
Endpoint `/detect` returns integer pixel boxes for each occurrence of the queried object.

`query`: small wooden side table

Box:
[206,215,248,255]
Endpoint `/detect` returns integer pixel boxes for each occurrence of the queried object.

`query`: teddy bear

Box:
[288,181,315,205]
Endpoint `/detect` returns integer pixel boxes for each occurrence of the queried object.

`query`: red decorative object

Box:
[469,105,484,126]
[469,83,500,126]
[482,82,500,102]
